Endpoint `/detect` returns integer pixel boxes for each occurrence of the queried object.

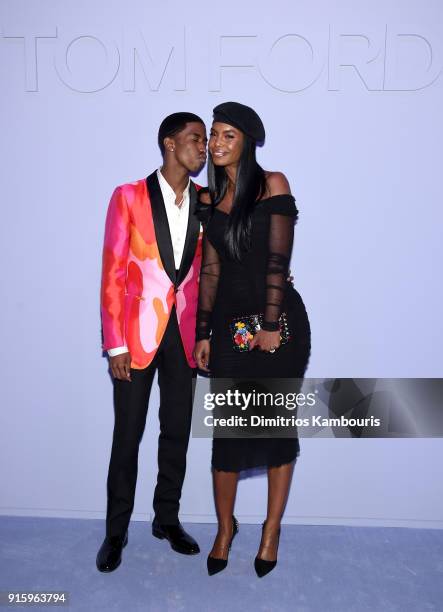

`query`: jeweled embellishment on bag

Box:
[229,313,291,352]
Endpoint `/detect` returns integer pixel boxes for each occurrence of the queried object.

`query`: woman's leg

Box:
[209,470,239,559]
[257,462,294,560]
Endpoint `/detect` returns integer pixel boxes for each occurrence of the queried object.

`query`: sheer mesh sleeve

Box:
[196,234,220,340]
[262,196,297,331]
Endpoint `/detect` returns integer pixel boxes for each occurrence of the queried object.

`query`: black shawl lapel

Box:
[146,171,176,285]
[176,181,201,287]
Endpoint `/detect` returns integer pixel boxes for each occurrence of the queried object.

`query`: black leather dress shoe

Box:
[152,521,200,555]
[96,532,128,572]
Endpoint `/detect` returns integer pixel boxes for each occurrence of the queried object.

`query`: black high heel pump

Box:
[207,515,239,576]
[254,521,280,578]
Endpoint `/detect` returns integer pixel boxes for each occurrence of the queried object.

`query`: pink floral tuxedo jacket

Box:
[101,171,202,369]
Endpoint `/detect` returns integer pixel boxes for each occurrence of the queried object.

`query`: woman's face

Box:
[209,122,244,167]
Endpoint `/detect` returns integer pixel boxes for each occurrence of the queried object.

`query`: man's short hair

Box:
[158,112,205,155]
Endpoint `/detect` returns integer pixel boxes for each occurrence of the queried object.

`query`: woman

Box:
[194,102,311,577]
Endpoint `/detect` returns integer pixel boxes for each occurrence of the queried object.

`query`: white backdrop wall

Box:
[1,0,442,528]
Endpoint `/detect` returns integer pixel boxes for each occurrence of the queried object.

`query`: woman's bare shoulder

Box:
[264,171,291,196]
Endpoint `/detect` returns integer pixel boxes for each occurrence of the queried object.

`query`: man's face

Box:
[170,122,207,173]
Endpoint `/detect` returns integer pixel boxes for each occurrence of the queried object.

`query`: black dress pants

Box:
[106,308,195,537]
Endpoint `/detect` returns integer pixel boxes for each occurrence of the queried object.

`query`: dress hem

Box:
[211,454,299,474]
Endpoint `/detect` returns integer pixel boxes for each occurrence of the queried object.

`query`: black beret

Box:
[212,101,265,143]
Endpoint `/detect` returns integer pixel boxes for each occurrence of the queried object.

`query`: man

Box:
[96,112,207,572]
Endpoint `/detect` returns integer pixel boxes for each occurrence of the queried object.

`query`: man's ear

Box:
[164,137,175,153]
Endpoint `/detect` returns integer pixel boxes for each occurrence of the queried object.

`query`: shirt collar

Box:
[157,168,190,203]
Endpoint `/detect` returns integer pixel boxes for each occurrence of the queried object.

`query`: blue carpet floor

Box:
[0,517,442,611]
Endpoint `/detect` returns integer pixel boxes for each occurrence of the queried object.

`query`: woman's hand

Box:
[193,340,211,372]
[249,330,281,353]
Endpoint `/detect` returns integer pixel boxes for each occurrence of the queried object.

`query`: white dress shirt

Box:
[108,169,190,357]
[156,168,190,269]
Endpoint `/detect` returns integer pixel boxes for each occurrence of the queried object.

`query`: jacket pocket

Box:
[125,292,145,301]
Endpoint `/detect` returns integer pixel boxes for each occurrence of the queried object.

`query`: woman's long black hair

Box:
[208,135,266,261]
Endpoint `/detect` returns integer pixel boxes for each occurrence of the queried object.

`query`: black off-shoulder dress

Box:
[196,192,311,472]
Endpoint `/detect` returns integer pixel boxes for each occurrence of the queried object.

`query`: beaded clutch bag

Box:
[229,313,291,352]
